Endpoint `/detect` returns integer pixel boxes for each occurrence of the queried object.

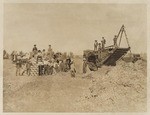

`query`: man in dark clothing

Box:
[98,43,102,61]
[36,50,44,76]
[66,57,71,70]
[48,45,52,53]
[32,45,38,57]
[33,44,37,51]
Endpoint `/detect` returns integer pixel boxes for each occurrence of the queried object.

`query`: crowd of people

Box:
[10,45,76,77]
[4,35,118,77]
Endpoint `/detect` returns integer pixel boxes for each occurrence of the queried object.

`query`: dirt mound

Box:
[74,60,147,112]
[3,59,147,112]
[3,59,91,112]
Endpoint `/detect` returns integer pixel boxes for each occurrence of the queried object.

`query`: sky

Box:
[4,3,147,55]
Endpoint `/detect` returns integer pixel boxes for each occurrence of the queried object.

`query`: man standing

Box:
[42,49,46,59]
[98,43,102,51]
[94,40,98,51]
[53,60,58,74]
[70,60,76,77]
[113,35,118,47]
[43,58,49,75]
[32,44,38,57]
[98,43,102,61]
[47,45,53,60]
[36,50,44,76]
[83,57,87,74]
[101,37,106,50]
[59,60,65,72]
[13,51,18,63]
[66,56,71,70]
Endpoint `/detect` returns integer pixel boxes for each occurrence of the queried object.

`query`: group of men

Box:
[14,44,76,77]
[32,44,53,60]
[13,35,118,77]
[94,37,106,51]
[82,35,118,74]
[94,35,118,51]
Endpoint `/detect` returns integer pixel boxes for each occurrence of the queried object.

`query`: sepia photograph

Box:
[2,1,148,113]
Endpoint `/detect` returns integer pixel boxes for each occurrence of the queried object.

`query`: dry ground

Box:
[3,57,147,112]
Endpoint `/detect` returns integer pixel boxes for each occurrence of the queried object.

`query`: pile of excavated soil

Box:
[3,59,91,112]
[74,60,147,112]
[3,58,147,112]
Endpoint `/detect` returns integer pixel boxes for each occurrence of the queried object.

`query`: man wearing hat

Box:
[47,45,53,60]
[32,44,38,57]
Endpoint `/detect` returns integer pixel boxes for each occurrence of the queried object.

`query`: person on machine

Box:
[113,35,118,47]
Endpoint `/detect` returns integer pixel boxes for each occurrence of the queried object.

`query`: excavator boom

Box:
[83,25,131,71]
